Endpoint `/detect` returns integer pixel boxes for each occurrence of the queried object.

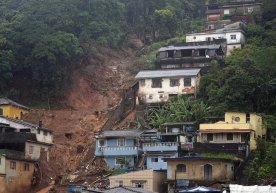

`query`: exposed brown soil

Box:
[25,37,144,192]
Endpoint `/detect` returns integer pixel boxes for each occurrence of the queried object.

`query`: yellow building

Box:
[0,98,29,119]
[165,157,235,193]
[198,112,266,150]
[109,170,167,193]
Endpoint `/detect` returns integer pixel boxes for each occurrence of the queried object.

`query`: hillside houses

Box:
[0,99,54,192]
[95,111,263,192]
[135,69,201,104]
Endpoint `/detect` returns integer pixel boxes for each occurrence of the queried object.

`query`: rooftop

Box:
[0,98,29,110]
[163,156,235,163]
[96,129,143,138]
[0,116,52,133]
[135,69,201,79]
[186,29,245,36]
[158,44,221,52]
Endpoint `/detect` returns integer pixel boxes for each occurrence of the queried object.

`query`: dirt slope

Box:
[25,37,144,191]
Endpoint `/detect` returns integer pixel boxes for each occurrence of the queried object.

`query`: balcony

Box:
[95,146,142,156]
[143,142,179,152]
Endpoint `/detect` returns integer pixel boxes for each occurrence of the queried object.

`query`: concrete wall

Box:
[146,153,177,170]
[25,141,50,161]
[5,158,34,193]
[109,170,166,193]
[167,159,234,182]
[36,130,53,144]
[186,31,245,56]
[138,76,199,103]
[0,105,28,119]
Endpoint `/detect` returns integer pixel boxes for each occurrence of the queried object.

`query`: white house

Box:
[135,69,201,104]
[0,116,53,161]
[186,29,245,56]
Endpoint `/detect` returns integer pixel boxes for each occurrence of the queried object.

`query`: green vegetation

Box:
[243,140,276,183]
[0,0,205,102]
[149,96,209,128]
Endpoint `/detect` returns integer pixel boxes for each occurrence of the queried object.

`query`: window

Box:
[176,164,186,172]
[184,78,191,87]
[170,79,180,87]
[230,35,236,40]
[148,95,153,99]
[193,36,196,40]
[98,139,106,147]
[151,78,162,88]
[10,161,16,170]
[151,157,158,162]
[115,157,125,165]
[207,133,213,141]
[117,138,125,146]
[38,130,40,134]
[24,163,29,171]
[134,182,144,188]
[224,9,230,15]
[227,133,233,141]
[0,108,3,115]
[248,7,254,13]
[140,79,145,87]
[29,145,34,154]
[208,25,214,30]
[167,50,174,58]
[43,131,48,136]
[206,37,212,41]
[234,117,240,122]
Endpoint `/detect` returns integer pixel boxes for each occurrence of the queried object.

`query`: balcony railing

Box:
[143,142,179,152]
[95,146,142,156]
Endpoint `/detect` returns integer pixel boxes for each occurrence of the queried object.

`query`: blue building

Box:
[95,130,143,169]
[142,122,197,170]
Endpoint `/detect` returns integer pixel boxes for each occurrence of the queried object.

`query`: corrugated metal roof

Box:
[0,98,30,110]
[97,130,143,138]
[0,116,52,132]
[158,44,221,52]
[135,69,200,79]
[103,187,154,193]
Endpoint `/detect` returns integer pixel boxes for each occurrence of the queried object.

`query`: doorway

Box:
[204,164,213,180]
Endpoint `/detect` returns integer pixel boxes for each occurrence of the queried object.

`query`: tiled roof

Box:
[135,69,200,79]
[0,98,29,110]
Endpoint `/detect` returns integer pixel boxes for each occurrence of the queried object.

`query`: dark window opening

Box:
[227,133,233,141]
[0,108,3,115]
[181,49,192,57]
[43,131,48,136]
[199,49,206,57]
[176,164,186,172]
[184,78,191,87]
[151,157,158,162]
[10,161,16,170]
[207,133,213,141]
[170,79,180,87]
[24,163,29,171]
[167,50,174,58]
[152,79,162,88]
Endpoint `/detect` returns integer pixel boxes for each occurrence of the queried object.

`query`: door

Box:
[0,108,3,116]
[204,164,212,180]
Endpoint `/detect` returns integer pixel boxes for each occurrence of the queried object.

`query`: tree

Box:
[149,96,209,128]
